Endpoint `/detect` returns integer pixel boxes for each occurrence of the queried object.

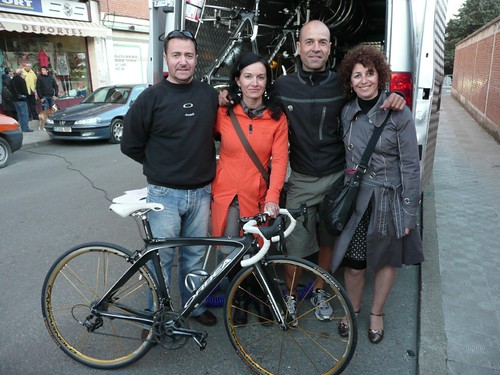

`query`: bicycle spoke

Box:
[41,244,158,369]
[224,256,357,375]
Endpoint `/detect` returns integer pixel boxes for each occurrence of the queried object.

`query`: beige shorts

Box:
[285,170,344,258]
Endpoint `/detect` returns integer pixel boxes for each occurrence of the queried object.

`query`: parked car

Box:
[0,113,23,168]
[45,84,147,143]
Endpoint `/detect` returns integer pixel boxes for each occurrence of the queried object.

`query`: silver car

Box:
[45,84,147,143]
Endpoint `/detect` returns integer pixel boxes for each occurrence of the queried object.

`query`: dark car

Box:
[45,84,147,143]
[0,113,23,168]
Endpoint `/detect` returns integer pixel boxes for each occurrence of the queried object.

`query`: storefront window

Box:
[0,32,90,99]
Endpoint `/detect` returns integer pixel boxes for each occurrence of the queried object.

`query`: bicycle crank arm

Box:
[168,327,208,350]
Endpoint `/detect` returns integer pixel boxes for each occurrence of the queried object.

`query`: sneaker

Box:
[310,288,334,321]
[285,295,298,327]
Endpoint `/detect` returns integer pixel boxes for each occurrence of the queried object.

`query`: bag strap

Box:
[228,106,269,181]
[357,110,392,171]
[351,110,392,186]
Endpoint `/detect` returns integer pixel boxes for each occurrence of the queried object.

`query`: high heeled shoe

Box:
[368,312,385,344]
[338,310,360,337]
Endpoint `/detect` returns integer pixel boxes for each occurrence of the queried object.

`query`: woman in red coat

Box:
[211,52,289,324]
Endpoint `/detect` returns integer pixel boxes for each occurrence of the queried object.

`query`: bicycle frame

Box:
[91,235,252,325]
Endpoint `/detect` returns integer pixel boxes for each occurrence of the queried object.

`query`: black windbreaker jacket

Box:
[274,67,347,177]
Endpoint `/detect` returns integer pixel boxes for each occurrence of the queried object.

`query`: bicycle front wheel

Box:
[41,243,159,369]
[224,256,357,375]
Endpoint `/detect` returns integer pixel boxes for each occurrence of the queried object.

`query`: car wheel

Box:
[110,118,123,144]
[0,138,12,168]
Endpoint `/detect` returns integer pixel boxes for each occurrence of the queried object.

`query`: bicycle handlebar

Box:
[240,207,302,268]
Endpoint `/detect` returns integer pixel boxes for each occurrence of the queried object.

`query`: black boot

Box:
[248,277,274,326]
[253,298,273,326]
[233,291,250,325]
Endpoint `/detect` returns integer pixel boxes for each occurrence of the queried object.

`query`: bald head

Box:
[297,20,331,72]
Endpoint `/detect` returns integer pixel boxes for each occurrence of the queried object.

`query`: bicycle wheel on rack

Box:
[41,242,159,369]
[224,256,357,375]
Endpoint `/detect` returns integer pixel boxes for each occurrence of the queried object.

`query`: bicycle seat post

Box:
[132,210,155,241]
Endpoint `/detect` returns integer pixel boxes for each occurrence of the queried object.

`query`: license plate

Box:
[54,126,72,132]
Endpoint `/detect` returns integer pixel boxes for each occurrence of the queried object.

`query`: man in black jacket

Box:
[1,67,17,119]
[36,66,58,111]
[274,21,405,322]
[121,30,218,326]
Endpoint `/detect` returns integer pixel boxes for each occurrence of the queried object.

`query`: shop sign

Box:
[0,20,89,36]
[0,0,89,22]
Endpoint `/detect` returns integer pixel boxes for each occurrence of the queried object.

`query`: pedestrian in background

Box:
[21,62,38,121]
[121,29,219,326]
[36,66,58,110]
[9,68,32,132]
[1,67,17,119]
[332,45,424,344]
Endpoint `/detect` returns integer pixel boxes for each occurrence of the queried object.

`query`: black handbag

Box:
[322,110,392,235]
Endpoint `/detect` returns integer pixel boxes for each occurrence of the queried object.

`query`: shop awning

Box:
[0,13,110,38]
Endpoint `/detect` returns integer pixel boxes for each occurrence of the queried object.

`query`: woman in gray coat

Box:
[332,45,424,344]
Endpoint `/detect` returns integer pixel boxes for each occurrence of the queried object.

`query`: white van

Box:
[148,0,447,189]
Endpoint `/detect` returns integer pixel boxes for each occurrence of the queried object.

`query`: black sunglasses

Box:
[166,30,195,40]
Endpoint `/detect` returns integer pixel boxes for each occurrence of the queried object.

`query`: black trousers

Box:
[27,93,38,120]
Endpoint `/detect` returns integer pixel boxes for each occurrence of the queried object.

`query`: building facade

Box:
[0,0,150,108]
[452,16,500,142]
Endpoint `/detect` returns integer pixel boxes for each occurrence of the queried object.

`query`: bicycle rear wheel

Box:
[41,243,159,369]
[224,256,357,375]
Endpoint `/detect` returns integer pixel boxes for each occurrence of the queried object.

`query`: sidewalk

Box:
[419,89,500,374]
[20,120,51,149]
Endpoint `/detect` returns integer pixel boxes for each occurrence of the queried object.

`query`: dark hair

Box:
[337,45,392,97]
[227,52,282,120]
[163,29,197,54]
[40,66,48,70]
[4,67,12,74]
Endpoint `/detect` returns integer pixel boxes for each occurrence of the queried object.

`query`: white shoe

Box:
[285,295,298,327]
[310,288,334,321]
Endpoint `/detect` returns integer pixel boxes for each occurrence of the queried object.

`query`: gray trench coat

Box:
[331,93,424,273]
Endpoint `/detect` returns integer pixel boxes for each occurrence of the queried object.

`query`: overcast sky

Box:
[447,0,466,21]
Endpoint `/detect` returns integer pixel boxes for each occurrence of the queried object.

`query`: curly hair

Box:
[227,52,282,120]
[337,45,391,97]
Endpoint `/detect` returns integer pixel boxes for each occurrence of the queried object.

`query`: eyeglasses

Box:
[166,30,195,41]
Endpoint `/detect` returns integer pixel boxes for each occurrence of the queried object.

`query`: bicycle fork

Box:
[252,261,294,329]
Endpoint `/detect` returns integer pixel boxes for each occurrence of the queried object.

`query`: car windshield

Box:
[82,87,131,104]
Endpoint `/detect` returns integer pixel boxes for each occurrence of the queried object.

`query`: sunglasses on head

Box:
[166,30,195,40]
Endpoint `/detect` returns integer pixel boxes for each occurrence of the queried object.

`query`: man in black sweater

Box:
[121,30,218,326]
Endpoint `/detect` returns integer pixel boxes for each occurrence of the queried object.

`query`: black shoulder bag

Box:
[322,110,392,235]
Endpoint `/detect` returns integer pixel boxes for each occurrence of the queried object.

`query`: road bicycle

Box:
[41,192,357,374]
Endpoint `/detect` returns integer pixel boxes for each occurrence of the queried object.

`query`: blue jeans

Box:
[13,101,29,130]
[147,183,211,317]
[42,96,55,110]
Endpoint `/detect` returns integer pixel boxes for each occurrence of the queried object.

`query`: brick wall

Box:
[102,0,149,20]
[452,16,500,142]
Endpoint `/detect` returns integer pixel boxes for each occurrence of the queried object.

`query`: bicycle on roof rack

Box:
[199,0,344,87]
[41,190,357,374]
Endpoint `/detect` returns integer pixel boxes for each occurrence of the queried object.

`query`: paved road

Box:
[1,138,418,374]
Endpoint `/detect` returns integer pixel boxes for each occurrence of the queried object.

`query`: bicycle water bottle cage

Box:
[185,269,210,293]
